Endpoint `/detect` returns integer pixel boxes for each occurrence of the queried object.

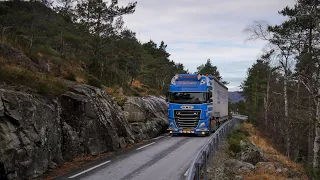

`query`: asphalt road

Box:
[56,116,247,180]
[57,135,210,180]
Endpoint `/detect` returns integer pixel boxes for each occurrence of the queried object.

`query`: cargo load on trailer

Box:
[166,74,228,136]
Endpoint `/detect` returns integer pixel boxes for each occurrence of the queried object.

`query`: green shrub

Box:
[121,85,141,96]
[51,56,63,65]
[148,89,160,96]
[41,45,59,56]
[227,125,249,154]
[37,78,67,95]
[130,87,141,96]
[65,73,76,81]
[115,95,127,107]
[88,76,103,88]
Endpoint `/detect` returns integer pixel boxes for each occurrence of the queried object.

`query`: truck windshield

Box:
[169,92,207,104]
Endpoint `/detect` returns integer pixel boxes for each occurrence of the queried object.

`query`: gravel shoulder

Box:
[208,139,232,180]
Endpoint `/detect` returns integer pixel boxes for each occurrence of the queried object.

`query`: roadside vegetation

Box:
[0,1,228,97]
[209,122,308,180]
[228,1,320,178]
[0,0,186,96]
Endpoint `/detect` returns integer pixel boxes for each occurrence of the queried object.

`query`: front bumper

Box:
[167,128,209,135]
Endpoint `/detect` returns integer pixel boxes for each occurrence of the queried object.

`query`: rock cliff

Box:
[0,85,168,180]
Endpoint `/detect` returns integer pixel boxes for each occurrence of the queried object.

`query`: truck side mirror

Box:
[209,99,213,102]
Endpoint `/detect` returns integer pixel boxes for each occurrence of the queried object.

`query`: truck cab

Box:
[166,73,228,136]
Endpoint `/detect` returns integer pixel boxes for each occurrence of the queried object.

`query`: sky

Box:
[119,0,296,91]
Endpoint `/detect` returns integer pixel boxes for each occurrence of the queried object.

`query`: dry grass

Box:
[0,64,67,95]
[240,122,308,180]
[75,76,86,83]
[129,80,142,88]
[0,56,6,63]
[242,173,289,180]
[104,87,115,95]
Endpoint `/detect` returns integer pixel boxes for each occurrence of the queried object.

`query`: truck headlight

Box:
[199,122,205,127]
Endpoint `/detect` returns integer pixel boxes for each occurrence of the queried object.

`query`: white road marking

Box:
[184,168,189,176]
[153,136,164,140]
[68,160,111,178]
[136,142,156,150]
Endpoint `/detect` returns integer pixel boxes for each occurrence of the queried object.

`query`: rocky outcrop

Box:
[224,159,255,173]
[60,85,136,161]
[236,140,265,164]
[0,85,168,180]
[123,96,167,140]
[123,96,167,122]
[0,89,63,179]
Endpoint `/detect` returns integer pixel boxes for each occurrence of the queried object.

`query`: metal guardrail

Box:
[186,118,245,180]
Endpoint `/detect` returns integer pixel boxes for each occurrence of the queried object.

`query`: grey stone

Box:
[235,175,244,180]
[0,89,63,180]
[236,140,265,165]
[123,97,147,122]
[123,96,168,123]
[276,168,282,173]
[256,162,276,173]
[224,159,255,173]
[119,137,127,148]
[0,95,4,116]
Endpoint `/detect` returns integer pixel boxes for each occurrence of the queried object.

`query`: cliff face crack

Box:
[1,96,20,126]
[119,137,191,180]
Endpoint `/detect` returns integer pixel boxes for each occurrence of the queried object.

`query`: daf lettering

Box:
[180,105,194,109]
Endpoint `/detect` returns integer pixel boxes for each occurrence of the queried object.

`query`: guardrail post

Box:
[195,163,200,180]
[212,137,216,158]
[216,135,219,147]
[203,151,208,180]
[208,143,212,163]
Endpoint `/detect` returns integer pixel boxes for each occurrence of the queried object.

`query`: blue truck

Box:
[166,73,228,136]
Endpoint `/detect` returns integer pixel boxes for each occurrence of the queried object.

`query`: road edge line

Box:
[136,142,156,150]
[68,160,111,179]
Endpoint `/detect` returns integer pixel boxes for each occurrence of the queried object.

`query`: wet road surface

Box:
[56,116,246,180]
[58,135,210,180]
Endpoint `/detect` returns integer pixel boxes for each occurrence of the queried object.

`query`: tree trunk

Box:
[284,73,290,157]
[313,86,320,173]
[309,121,315,164]
[264,78,270,126]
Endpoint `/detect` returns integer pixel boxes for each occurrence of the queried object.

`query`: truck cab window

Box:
[169,92,207,104]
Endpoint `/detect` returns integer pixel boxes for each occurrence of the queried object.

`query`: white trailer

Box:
[211,76,228,121]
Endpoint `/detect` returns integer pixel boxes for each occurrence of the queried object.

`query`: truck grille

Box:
[174,110,201,128]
